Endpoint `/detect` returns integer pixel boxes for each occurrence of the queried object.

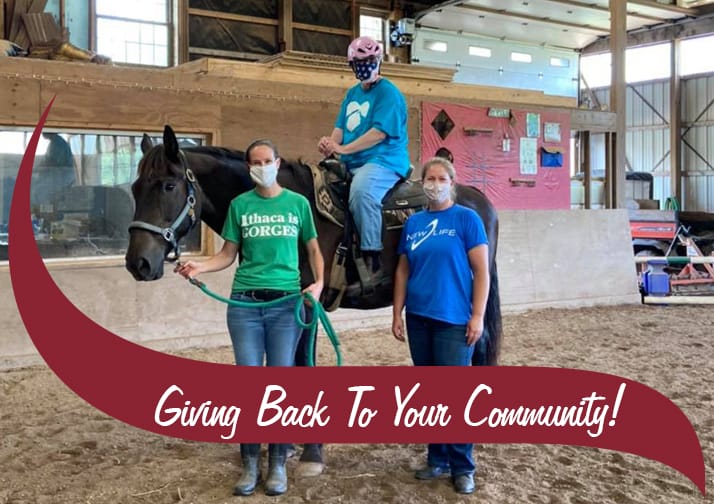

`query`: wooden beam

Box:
[177,0,188,64]
[583,13,714,54]
[278,0,293,52]
[544,0,669,22]
[629,0,696,16]
[610,0,627,209]
[670,38,682,205]
[188,46,265,60]
[570,109,616,132]
[1,0,5,39]
[292,21,352,37]
[457,3,609,33]
[188,8,278,26]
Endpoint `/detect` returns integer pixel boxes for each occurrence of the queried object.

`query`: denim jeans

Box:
[226,293,302,367]
[406,312,476,476]
[348,162,401,251]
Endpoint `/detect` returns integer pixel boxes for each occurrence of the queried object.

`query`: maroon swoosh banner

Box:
[9,100,705,496]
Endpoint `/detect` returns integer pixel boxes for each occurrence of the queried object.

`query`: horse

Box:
[125,125,503,473]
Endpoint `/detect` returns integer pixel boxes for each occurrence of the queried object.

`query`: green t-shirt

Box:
[221,188,317,292]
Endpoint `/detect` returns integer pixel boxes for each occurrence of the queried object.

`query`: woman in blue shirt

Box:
[391,156,490,495]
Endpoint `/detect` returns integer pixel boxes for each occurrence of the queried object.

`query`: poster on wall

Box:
[520,137,538,174]
[526,113,540,137]
[544,122,562,142]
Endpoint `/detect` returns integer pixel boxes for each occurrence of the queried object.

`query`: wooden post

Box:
[1,0,5,39]
[604,132,613,208]
[670,38,682,206]
[610,0,627,209]
[278,0,293,53]
[582,131,592,209]
[177,0,189,64]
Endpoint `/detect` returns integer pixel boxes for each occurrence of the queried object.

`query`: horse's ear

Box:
[163,125,180,162]
[140,134,153,154]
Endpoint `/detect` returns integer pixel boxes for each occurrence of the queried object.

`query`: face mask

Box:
[423,181,451,204]
[249,162,278,188]
[352,59,380,83]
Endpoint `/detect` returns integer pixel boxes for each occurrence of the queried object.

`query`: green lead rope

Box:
[187,277,342,367]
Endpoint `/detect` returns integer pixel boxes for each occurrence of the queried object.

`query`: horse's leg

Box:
[293,306,325,476]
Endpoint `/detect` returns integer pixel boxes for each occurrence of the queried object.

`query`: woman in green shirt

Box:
[175,139,324,497]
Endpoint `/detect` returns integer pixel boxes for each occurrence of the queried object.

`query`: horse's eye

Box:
[164,182,176,191]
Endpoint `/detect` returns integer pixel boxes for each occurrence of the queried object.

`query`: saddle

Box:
[309,159,427,311]
[310,158,426,230]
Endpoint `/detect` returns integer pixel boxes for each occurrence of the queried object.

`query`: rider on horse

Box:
[318,36,410,291]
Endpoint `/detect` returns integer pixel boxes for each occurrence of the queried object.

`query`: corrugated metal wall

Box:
[587,76,714,211]
[682,75,714,211]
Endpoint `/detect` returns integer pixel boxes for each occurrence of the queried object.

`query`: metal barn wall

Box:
[587,77,714,212]
[682,74,714,212]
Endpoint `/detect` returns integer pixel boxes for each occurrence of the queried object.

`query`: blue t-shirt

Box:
[397,204,488,325]
[335,77,409,177]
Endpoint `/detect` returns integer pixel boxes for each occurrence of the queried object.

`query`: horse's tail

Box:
[483,258,502,366]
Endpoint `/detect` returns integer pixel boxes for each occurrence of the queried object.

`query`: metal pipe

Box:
[635,256,714,264]
[643,295,714,305]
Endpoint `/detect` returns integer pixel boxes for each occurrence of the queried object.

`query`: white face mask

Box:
[423,181,451,204]
[249,162,278,188]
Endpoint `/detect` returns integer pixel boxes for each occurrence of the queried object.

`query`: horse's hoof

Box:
[295,461,325,478]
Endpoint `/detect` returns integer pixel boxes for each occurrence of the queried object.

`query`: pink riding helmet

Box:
[347,36,383,62]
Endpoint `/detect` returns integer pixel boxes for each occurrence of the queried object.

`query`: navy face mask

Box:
[351,58,380,83]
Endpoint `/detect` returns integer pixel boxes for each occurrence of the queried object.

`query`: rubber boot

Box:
[234,443,261,496]
[264,443,288,496]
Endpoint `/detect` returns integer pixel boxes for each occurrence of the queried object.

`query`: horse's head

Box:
[125,125,200,281]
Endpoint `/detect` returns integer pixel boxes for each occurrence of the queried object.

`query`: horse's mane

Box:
[138,143,313,195]
[185,145,246,162]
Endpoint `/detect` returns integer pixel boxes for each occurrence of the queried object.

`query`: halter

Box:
[128,150,198,262]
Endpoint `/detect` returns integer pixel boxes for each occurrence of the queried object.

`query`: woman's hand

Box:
[466,315,484,346]
[174,260,204,279]
[392,315,406,342]
[302,280,324,306]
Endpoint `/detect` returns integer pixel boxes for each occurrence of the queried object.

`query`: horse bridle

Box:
[128,150,198,262]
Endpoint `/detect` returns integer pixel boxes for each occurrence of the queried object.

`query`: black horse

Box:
[125,125,503,472]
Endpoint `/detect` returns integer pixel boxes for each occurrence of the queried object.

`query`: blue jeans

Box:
[406,313,476,476]
[226,293,302,367]
[349,162,401,251]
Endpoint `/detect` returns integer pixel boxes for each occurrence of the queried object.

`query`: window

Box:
[550,57,570,68]
[360,14,385,43]
[469,46,492,58]
[680,35,714,76]
[580,43,672,88]
[511,52,532,63]
[626,43,671,82]
[424,40,448,52]
[0,128,203,261]
[95,0,171,66]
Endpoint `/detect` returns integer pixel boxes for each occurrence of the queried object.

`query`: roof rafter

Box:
[543,0,670,22]
[456,3,610,33]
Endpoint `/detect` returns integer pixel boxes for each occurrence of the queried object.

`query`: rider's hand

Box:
[318,136,332,156]
[318,137,341,157]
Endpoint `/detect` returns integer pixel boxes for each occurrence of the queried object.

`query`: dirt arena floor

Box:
[1,304,712,504]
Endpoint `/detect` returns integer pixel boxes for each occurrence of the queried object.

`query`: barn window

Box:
[511,52,532,63]
[95,0,172,66]
[0,128,204,262]
[360,13,386,43]
[469,46,492,58]
[424,40,448,52]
